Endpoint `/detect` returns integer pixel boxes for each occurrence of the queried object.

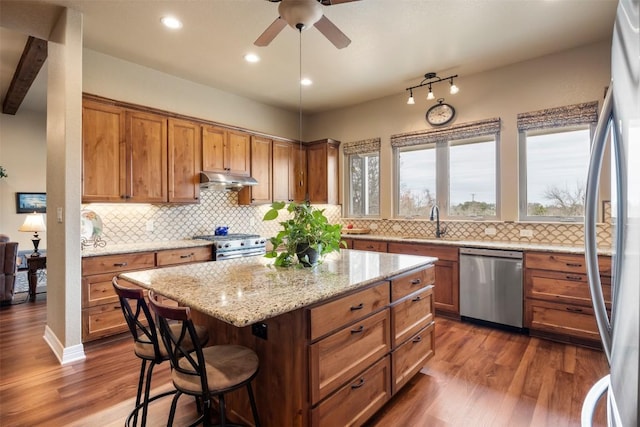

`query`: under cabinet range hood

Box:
[199,171,258,191]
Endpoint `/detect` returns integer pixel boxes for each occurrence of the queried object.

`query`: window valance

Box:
[390,118,501,148]
[517,101,598,132]
[343,137,381,155]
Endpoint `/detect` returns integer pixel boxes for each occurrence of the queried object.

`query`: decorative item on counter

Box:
[343,223,371,234]
[81,209,107,250]
[214,226,229,236]
[263,201,345,267]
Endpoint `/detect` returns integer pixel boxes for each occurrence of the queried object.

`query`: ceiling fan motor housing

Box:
[278,0,323,30]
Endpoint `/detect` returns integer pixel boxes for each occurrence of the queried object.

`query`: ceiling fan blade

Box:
[313,15,351,49]
[320,0,360,5]
[254,17,288,47]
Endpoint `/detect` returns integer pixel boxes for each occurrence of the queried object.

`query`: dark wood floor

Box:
[0,296,608,426]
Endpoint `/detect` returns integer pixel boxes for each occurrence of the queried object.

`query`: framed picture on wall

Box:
[16,192,47,214]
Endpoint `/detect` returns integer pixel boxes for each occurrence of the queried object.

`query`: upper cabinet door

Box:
[239,135,272,205]
[202,125,226,173]
[126,111,168,203]
[226,130,251,176]
[168,118,201,204]
[82,100,126,202]
[273,140,292,202]
[290,143,307,202]
[307,139,340,205]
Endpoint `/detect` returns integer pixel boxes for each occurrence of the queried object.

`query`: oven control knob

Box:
[224,243,230,248]
[241,242,245,246]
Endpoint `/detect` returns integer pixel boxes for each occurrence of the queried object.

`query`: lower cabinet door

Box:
[391,322,435,394]
[82,303,129,342]
[526,299,600,341]
[311,356,391,427]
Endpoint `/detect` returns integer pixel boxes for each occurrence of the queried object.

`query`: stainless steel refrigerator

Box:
[582,0,639,426]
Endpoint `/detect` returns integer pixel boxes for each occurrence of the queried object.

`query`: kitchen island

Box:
[121,249,438,426]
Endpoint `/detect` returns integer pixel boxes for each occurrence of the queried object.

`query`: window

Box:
[519,126,591,221]
[349,152,380,216]
[392,118,501,219]
[517,102,598,221]
[344,138,381,217]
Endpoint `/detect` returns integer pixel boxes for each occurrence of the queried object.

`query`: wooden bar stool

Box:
[112,278,208,426]
[148,290,261,427]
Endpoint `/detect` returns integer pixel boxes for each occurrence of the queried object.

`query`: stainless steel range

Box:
[193,233,267,260]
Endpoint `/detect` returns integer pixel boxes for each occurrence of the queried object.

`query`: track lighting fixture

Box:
[405,72,459,105]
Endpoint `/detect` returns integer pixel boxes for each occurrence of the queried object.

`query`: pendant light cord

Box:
[298,27,305,198]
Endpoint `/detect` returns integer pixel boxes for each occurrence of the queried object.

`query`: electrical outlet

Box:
[146,220,154,232]
[56,207,63,223]
[519,229,534,237]
[250,217,256,227]
[484,227,497,236]
[392,224,402,232]
[252,322,268,340]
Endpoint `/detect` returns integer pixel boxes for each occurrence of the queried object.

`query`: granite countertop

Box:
[343,234,613,256]
[120,250,437,327]
[81,239,213,257]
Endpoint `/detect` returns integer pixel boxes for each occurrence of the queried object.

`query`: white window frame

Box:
[347,151,380,217]
[394,134,500,220]
[518,124,594,222]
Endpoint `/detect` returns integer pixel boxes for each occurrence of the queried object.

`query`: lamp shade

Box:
[19,213,46,233]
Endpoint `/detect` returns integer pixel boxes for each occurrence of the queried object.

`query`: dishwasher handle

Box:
[459,247,523,259]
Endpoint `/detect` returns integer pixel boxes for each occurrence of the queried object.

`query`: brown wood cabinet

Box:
[273,140,307,202]
[238,135,272,205]
[307,139,340,205]
[192,264,436,427]
[168,118,201,204]
[81,246,212,342]
[387,242,460,317]
[201,126,251,176]
[524,251,612,347]
[82,100,127,202]
[353,239,388,253]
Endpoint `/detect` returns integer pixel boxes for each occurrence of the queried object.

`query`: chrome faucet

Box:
[429,205,447,238]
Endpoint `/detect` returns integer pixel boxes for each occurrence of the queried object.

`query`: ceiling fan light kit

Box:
[255,0,358,49]
[406,72,460,105]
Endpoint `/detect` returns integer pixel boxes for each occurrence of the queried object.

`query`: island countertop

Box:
[120,249,437,327]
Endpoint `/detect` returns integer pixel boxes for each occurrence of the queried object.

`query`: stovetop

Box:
[193,233,261,242]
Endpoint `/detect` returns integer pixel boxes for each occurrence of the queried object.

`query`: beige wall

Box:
[305,40,612,220]
[0,109,47,250]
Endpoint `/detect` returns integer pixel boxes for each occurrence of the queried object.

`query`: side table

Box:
[27,256,46,302]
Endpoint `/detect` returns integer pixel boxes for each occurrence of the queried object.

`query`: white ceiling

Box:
[0,0,617,115]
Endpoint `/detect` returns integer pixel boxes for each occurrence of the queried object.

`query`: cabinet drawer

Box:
[311,356,391,427]
[526,270,611,307]
[156,246,212,266]
[391,322,435,395]
[82,302,129,342]
[387,242,459,262]
[391,266,435,302]
[353,239,388,252]
[309,309,391,405]
[525,299,600,341]
[525,252,612,276]
[309,282,389,341]
[82,252,155,275]
[391,286,434,347]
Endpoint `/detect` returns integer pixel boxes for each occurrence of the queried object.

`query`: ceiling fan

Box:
[254,0,359,49]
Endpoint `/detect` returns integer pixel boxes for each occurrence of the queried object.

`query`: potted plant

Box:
[263,201,345,267]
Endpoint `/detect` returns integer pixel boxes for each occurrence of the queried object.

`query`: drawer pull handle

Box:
[180,254,193,259]
[410,279,422,285]
[366,245,374,249]
[351,378,365,389]
[350,325,365,334]
[566,307,584,313]
[412,335,422,343]
[114,305,121,310]
[350,303,364,311]
[412,296,422,302]
[566,263,583,268]
[566,275,583,281]
[113,262,128,267]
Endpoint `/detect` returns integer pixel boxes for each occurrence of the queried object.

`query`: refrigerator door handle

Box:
[581,374,610,427]
[584,81,615,363]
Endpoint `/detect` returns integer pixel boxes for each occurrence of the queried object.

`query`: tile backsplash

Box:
[84,191,611,249]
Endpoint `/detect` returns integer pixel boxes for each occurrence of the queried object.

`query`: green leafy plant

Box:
[263,201,345,267]
[0,166,7,179]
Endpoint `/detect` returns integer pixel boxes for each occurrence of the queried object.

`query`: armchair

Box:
[0,234,19,305]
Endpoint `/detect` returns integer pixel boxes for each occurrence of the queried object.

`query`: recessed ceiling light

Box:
[244,53,260,63]
[301,78,312,86]
[161,16,183,29]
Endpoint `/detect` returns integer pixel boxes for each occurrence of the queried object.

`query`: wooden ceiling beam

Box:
[2,36,47,115]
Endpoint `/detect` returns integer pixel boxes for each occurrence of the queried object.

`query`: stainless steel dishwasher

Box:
[459,247,524,329]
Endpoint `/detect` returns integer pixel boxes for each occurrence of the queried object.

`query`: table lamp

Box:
[18,212,46,257]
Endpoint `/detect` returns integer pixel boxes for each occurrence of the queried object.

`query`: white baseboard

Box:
[43,325,86,365]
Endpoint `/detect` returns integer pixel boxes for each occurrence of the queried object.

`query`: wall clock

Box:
[426,98,455,126]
